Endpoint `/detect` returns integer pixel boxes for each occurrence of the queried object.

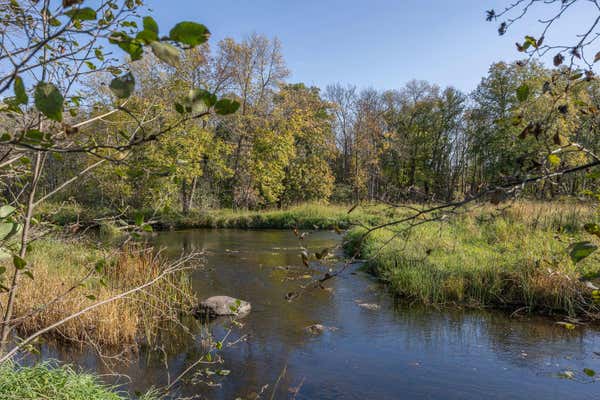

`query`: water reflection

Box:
[31,229,600,399]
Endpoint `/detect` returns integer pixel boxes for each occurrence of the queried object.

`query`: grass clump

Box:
[0,361,151,400]
[345,201,600,318]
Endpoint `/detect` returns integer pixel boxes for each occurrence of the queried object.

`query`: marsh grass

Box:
[4,239,196,348]
[345,201,600,317]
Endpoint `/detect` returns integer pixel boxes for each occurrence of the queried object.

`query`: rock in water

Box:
[305,324,338,335]
[194,296,251,319]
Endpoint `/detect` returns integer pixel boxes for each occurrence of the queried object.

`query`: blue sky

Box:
[146,0,592,92]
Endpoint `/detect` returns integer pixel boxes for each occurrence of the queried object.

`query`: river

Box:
[36,229,600,399]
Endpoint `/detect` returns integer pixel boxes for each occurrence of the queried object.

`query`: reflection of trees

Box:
[386,302,588,369]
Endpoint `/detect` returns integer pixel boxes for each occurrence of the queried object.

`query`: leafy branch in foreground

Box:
[0,0,240,361]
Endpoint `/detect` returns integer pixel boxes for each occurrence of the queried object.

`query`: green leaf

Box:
[94,48,104,61]
[14,76,27,105]
[547,154,561,167]
[109,72,135,98]
[169,22,210,46]
[524,35,537,49]
[85,294,97,301]
[142,224,153,232]
[95,260,106,273]
[584,223,600,238]
[0,205,16,219]
[49,17,62,27]
[25,129,44,144]
[516,84,530,102]
[0,267,6,275]
[22,270,33,280]
[34,82,64,122]
[584,368,596,377]
[110,32,143,60]
[0,223,18,241]
[570,241,598,263]
[13,255,26,270]
[65,7,97,21]
[186,89,217,113]
[150,41,180,66]
[137,17,159,43]
[62,0,83,7]
[214,99,240,115]
[134,213,144,226]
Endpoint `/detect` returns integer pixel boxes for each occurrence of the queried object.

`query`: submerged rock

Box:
[357,302,380,311]
[305,324,338,335]
[194,296,251,319]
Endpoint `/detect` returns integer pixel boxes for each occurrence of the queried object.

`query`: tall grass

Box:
[345,201,600,317]
[0,361,159,400]
[4,239,196,347]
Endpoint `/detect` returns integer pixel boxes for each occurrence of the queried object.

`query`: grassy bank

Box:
[36,202,395,230]
[345,202,600,318]
[2,239,195,347]
[0,362,158,400]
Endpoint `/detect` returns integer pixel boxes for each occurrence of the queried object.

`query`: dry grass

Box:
[3,239,196,348]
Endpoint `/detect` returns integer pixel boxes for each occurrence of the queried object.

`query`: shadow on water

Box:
[31,229,600,399]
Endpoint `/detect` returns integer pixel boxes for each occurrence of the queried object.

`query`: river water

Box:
[38,229,600,399]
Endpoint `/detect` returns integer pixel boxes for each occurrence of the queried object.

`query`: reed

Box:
[4,239,196,348]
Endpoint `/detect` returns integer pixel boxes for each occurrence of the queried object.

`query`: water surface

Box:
[40,229,600,399]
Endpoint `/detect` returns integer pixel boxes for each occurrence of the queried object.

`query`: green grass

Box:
[156,203,389,229]
[345,202,600,317]
[0,362,158,400]
[37,202,400,230]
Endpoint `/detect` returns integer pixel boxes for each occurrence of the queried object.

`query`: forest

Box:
[1,1,600,399]
[33,40,600,213]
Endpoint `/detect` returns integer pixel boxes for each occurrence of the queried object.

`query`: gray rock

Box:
[194,296,251,319]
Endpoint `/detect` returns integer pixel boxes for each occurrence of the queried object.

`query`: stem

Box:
[0,151,43,349]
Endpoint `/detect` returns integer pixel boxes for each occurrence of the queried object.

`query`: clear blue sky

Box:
[146,0,592,93]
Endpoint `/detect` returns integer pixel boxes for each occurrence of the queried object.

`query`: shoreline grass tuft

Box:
[0,361,159,400]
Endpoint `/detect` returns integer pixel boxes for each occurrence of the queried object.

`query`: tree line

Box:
[9,34,600,213]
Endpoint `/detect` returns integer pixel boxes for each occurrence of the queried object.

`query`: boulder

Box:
[194,296,251,319]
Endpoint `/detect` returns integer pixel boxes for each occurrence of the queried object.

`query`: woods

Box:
[21,45,600,215]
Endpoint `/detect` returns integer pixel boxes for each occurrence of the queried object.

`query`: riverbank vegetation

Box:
[0,362,159,400]
[2,239,196,348]
[345,201,600,318]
